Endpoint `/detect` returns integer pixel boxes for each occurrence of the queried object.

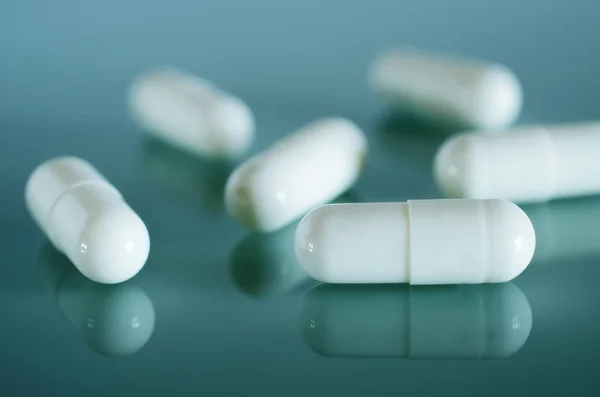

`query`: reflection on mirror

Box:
[229,192,358,298]
[139,137,233,211]
[300,283,531,359]
[39,245,156,356]
[523,197,600,265]
[229,221,308,298]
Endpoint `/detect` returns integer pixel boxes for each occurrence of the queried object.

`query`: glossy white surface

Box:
[225,118,368,232]
[129,68,255,158]
[26,157,150,284]
[295,199,535,284]
[435,122,600,203]
[370,49,522,129]
[300,283,532,358]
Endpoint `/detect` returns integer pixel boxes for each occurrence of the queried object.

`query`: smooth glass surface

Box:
[1,1,600,395]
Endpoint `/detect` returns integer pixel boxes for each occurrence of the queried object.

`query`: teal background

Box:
[1,1,600,395]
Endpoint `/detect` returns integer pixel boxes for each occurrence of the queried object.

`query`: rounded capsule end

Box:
[224,159,264,231]
[295,207,330,283]
[487,200,536,282]
[212,96,255,157]
[434,134,475,198]
[472,66,523,129]
[73,206,150,284]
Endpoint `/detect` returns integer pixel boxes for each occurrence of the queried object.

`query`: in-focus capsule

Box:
[26,157,150,284]
[295,199,535,284]
[369,49,522,129]
[435,122,600,203]
[40,245,155,356]
[129,68,254,158]
[225,118,368,232]
[300,283,532,358]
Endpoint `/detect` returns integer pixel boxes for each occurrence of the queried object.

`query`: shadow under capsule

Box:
[229,221,310,299]
[139,137,234,212]
[39,244,156,357]
[299,283,532,360]
[229,192,359,299]
[522,196,600,265]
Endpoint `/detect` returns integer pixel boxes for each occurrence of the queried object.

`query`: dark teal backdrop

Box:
[1,1,599,395]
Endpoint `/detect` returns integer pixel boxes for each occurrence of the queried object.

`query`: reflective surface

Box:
[2,1,600,395]
[300,283,532,359]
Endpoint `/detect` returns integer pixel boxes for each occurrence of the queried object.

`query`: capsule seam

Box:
[480,200,490,283]
[45,180,123,251]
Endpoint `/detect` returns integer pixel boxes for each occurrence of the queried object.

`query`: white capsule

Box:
[295,199,535,284]
[129,68,254,158]
[369,49,522,129]
[300,283,532,358]
[225,118,368,232]
[26,157,150,284]
[435,122,600,203]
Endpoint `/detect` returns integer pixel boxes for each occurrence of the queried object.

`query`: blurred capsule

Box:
[524,197,600,264]
[129,67,254,159]
[225,118,367,232]
[300,283,531,359]
[40,245,155,356]
[370,49,522,129]
[140,138,233,211]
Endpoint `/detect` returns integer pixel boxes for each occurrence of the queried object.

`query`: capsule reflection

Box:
[40,246,155,356]
[523,197,600,264]
[229,222,309,298]
[300,283,531,359]
[140,138,233,211]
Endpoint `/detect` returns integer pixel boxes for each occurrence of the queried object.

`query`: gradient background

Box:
[1,1,600,395]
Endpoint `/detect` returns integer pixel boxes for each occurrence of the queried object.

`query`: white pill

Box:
[369,49,522,129]
[300,283,532,358]
[26,157,150,284]
[129,68,254,158]
[435,122,600,203]
[225,118,368,232]
[295,199,535,284]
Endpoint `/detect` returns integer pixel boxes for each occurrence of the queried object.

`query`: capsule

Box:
[295,199,535,284]
[300,283,532,358]
[369,49,522,129]
[40,245,155,356]
[129,68,254,158]
[225,118,368,232]
[26,157,150,284]
[435,122,600,203]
